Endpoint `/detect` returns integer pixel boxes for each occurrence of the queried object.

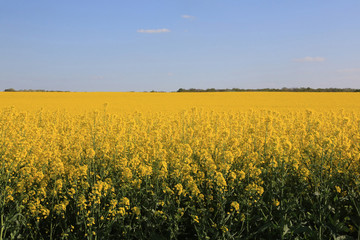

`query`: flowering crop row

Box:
[0,103,360,239]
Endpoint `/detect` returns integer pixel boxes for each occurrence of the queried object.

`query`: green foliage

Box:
[3,88,69,92]
[177,87,360,92]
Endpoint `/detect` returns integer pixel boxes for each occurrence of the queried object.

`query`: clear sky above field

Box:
[1,0,360,92]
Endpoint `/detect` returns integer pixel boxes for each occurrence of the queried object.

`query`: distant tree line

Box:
[177,87,360,92]
[4,87,360,93]
[4,88,69,92]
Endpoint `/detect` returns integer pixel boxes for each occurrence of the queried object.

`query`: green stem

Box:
[50,222,53,240]
[0,214,4,240]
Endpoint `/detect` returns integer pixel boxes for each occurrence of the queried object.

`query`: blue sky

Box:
[1,0,360,91]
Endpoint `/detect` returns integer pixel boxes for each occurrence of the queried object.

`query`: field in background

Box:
[1,93,360,239]
[1,92,360,113]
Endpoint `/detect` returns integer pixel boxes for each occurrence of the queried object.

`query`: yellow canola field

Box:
[1,92,360,113]
[0,92,360,239]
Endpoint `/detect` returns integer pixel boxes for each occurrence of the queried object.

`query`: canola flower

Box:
[0,92,360,239]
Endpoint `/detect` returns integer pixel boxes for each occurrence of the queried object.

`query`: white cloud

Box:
[137,28,170,34]
[337,68,360,73]
[181,14,195,19]
[294,57,325,62]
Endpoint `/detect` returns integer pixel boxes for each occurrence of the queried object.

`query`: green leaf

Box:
[283,224,289,236]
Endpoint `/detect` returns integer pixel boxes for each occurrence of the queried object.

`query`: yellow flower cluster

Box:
[0,92,359,238]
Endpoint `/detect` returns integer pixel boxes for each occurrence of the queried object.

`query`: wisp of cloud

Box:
[137,28,170,34]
